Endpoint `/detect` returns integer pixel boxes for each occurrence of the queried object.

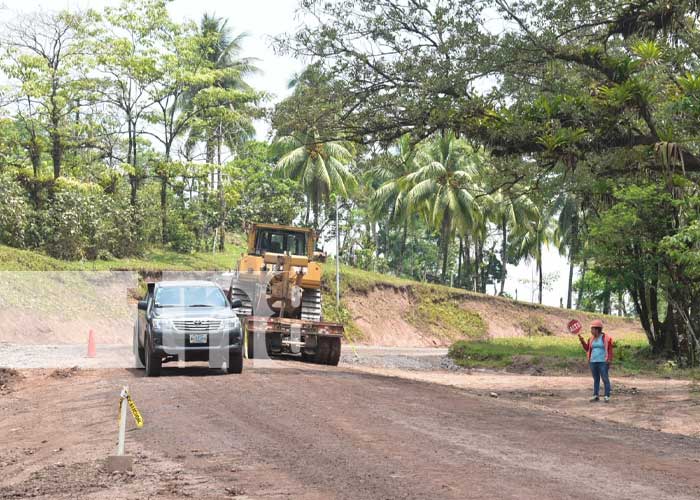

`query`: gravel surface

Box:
[0,342,455,370]
[2,365,699,499]
[0,343,134,368]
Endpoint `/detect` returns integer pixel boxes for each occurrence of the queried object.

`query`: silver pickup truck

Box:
[134,280,244,376]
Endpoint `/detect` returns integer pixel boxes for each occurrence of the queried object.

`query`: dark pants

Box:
[590,361,611,397]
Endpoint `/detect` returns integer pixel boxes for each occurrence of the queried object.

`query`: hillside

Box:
[0,244,644,346]
[323,265,645,347]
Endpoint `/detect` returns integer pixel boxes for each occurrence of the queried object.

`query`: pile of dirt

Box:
[0,368,21,394]
[50,366,80,379]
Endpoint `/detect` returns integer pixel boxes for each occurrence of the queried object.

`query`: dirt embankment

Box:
[0,272,135,345]
[345,284,643,347]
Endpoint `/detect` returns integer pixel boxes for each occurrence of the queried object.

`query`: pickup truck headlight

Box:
[222,317,240,332]
[151,318,170,331]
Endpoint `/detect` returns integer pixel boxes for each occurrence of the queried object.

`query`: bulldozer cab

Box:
[247,224,315,258]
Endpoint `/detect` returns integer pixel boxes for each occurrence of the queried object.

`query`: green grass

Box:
[0,243,245,272]
[323,262,413,294]
[321,262,486,342]
[447,336,700,377]
[406,285,487,340]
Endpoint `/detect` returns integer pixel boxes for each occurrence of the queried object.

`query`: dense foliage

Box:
[0,0,699,363]
[272,0,700,363]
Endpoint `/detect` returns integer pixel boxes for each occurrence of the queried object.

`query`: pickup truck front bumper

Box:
[151,329,242,362]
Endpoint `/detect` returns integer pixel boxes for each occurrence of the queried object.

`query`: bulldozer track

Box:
[230,287,253,316]
[301,288,322,322]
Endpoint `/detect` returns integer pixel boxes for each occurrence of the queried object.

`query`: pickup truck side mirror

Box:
[137,300,148,311]
[230,299,243,309]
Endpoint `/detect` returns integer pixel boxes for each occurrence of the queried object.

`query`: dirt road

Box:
[2,362,699,500]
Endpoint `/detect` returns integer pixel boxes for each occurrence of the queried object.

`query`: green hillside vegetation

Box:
[0,242,245,272]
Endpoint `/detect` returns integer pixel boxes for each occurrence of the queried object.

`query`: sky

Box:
[0,0,576,311]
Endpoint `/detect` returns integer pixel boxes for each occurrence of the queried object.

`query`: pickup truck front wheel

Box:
[144,334,162,377]
[133,322,145,368]
[226,349,243,374]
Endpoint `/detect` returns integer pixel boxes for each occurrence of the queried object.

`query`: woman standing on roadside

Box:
[578,319,614,402]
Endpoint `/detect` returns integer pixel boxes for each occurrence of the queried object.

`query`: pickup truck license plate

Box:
[189,334,207,344]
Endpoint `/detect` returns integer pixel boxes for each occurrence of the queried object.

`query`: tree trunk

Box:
[474,238,483,292]
[160,177,167,244]
[567,209,579,309]
[129,175,138,207]
[576,258,587,309]
[398,220,408,275]
[499,220,507,295]
[617,291,624,316]
[567,259,575,309]
[313,199,320,232]
[440,216,451,283]
[30,146,40,178]
[51,131,61,179]
[218,169,225,251]
[129,124,138,207]
[603,278,611,315]
[538,256,543,304]
[217,133,225,252]
[457,236,463,286]
[463,236,472,291]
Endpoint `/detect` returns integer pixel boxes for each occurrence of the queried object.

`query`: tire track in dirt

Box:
[129,363,700,500]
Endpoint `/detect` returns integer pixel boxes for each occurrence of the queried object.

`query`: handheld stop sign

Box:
[567,319,582,335]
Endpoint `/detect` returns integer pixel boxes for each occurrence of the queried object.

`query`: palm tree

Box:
[187,13,259,157]
[370,134,419,274]
[512,208,557,304]
[489,190,538,295]
[553,192,589,309]
[184,13,259,250]
[406,132,483,283]
[274,129,357,231]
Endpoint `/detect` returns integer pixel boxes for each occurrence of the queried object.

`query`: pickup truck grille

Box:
[171,319,221,332]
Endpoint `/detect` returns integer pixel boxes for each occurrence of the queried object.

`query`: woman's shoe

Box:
[604,396,610,403]
[589,395,599,402]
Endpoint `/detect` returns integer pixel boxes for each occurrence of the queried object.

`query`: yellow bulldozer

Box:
[225,223,343,365]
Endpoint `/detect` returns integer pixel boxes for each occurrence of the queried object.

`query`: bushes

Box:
[0,175,30,247]
[0,172,227,260]
[0,176,146,261]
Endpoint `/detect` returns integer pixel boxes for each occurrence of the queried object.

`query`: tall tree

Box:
[96,0,169,206]
[553,192,590,309]
[512,207,557,304]
[184,13,259,249]
[1,10,96,179]
[489,189,537,295]
[370,134,419,274]
[274,129,357,231]
[406,132,482,283]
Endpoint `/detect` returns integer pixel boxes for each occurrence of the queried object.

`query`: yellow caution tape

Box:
[117,389,144,428]
[127,395,144,428]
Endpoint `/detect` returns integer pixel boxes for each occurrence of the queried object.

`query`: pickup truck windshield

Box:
[155,286,228,308]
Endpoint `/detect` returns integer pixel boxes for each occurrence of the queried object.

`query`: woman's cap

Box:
[590,319,604,328]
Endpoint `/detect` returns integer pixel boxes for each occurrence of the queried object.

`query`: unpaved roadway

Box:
[1,361,700,500]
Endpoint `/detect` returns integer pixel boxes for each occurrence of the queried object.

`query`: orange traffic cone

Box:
[87,329,96,358]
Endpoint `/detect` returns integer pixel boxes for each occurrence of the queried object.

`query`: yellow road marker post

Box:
[107,385,142,472]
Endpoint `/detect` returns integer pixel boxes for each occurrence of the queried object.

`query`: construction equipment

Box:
[225,223,343,365]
